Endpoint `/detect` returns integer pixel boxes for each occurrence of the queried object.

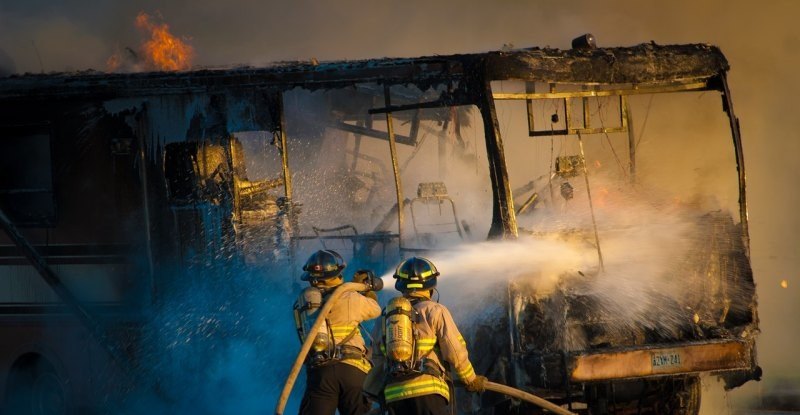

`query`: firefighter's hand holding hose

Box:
[464,375,488,393]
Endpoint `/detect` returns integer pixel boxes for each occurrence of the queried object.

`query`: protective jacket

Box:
[296,288,381,373]
[369,296,477,404]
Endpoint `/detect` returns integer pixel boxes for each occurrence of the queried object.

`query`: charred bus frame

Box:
[0,41,755,413]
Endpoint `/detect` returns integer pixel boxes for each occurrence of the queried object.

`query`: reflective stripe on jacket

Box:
[296,288,381,373]
[372,297,477,403]
[384,374,450,403]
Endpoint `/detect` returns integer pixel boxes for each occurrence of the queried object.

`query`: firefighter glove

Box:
[465,375,487,393]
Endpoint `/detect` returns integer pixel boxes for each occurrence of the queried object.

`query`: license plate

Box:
[651,351,682,372]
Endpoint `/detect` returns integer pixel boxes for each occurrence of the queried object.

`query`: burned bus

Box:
[0,37,758,414]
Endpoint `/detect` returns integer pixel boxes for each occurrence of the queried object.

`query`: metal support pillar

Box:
[384,84,405,250]
[623,96,636,183]
[277,91,293,200]
[476,78,518,239]
[720,74,750,255]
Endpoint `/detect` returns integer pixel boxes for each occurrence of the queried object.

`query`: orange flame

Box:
[135,12,194,71]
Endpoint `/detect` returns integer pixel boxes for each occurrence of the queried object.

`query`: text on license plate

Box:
[651,351,682,369]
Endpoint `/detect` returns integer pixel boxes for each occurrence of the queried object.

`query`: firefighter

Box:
[293,249,382,415]
[366,257,487,415]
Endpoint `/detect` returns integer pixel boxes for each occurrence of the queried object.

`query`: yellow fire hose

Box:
[275,282,368,415]
[484,381,577,415]
[275,281,577,415]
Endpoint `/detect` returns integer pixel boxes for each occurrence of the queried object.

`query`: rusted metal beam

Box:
[719,73,750,256]
[328,121,416,146]
[384,85,405,250]
[476,77,518,239]
[276,91,293,199]
[624,95,636,183]
[570,340,751,382]
[368,99,450,114]
[493,80,710,100]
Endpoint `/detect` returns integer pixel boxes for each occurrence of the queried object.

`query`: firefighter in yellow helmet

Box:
[293,249,382,415]
[365,257,487,415]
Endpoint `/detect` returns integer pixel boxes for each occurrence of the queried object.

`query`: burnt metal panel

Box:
[484,43,728,85]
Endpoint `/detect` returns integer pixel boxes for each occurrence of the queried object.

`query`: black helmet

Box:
[301,250,345,282]
[393,257,439,292]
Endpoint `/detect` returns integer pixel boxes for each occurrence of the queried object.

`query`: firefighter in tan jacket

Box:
[293,250,382,415]
[366,257,487,415]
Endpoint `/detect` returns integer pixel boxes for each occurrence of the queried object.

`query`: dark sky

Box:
[1,0,798,408]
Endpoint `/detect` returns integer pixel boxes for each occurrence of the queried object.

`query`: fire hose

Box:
[274,282,577,415]
[483,381,576,415]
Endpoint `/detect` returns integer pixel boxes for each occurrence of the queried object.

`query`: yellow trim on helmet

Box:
[406,283,423,288]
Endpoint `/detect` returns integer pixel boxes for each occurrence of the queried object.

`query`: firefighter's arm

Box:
[432,305,477,384]
[348,289,382,321]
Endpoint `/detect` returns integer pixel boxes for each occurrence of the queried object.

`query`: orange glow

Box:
[135,12,194,71]
[780,279,789,289]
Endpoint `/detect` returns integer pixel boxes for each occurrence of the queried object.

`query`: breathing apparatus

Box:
[384,296,417,376]
[293,286,334,366]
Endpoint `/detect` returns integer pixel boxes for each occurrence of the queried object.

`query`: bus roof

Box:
[0,42,728,100]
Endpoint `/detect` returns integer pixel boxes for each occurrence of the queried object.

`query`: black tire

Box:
[5,354,70,415]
